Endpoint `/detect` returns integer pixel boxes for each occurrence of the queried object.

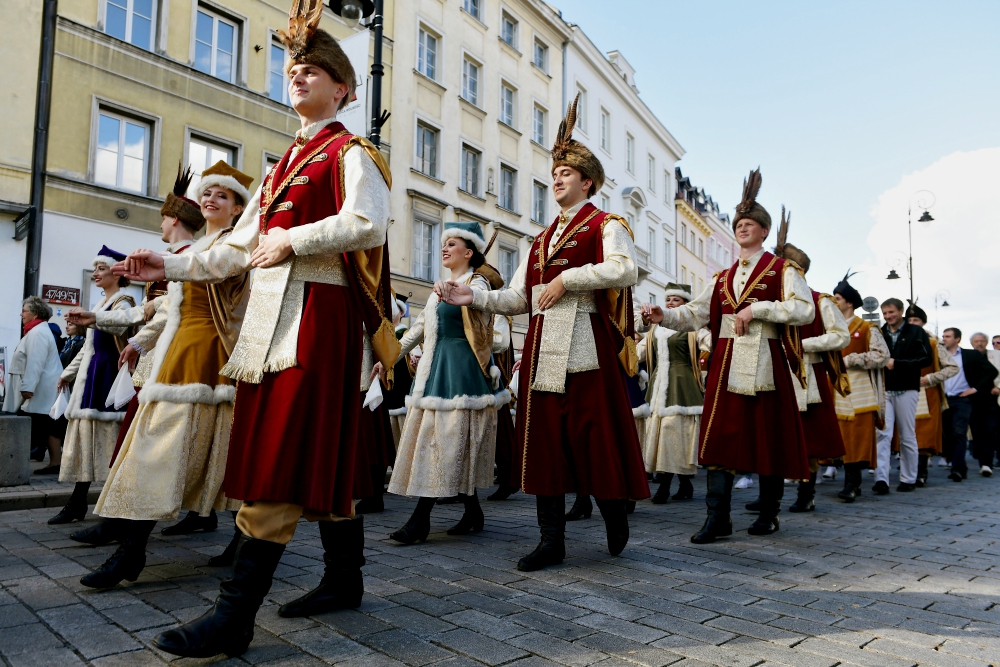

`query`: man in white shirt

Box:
[941,328,998,481]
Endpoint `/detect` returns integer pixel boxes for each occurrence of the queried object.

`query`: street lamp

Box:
[903,190,935,305]
[934,290,950,337]
[328,0,390,147]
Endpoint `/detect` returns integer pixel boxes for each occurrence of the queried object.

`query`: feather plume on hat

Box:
[160,162,206,232]
[276,0,356,111]
[772,206,811,272]
[550,93,604,197]
[833,269,863,309]
[731,167,771,232]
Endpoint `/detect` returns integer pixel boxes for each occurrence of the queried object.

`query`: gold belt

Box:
[719,314,778,340]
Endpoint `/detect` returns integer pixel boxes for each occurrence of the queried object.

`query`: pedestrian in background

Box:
[940,328,998,481]
[969,332,1000,474]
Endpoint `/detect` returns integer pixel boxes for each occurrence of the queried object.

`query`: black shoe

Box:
[948,472,963,483]
[691,469,734,544]
[517,541,566,571]
[279,518,365,618]
[838,465,862,502]
[650,480,672,504]
[354,495,385,514]
[595,499,629,556]
[436,496,460,505]
[896,482,916,492]
[208,529,242,567]
[389,497,434,544]
[691,515,733,544]
[447,493,485,535]
[71,518,124,546]
[788,498,815,512]
[788,472,816,512]
[872,481,890,495]
[161,511,218,536]
[961,470,968,480]
[747,516,780,535]
[745,498,762,512]
[837,485,859,502]
[153,536,285,658]
[915,477,926,487]
[517,495,565,571]
[672,476,694,500]
[487,485,518,501]
[80,520,155,589]
[48,504,86,525]
[565,494,592,521]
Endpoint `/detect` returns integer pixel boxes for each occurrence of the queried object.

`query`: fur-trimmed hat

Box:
[160,163,206,232]
[732,168,771,232]
[905,302,928,323]
[195,160,254,206]
[833,270,863,310]
[663,282,693,302]
[277,0,357,112]
[93,245,126,268]
[441,221,486,253]
[772,206,810,272]
[551,93,604,198]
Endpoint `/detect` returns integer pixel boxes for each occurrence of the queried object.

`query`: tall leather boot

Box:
[517,495,565,571]
[355,467,387,514]
[49,482,90,524]
[447,491,485,535]
[691,470,734,544]
[153,535,285,658]
[80,520,156,588]
[651,473,673,504]
[837,463,862,502]
[209,511,241,566]
[788,472,817,513]
[389,497,435,544]
[161,510,218,535]
[279,517,365,617]
[673,475,694,500]
[748,475,783,535]
[594,498,629,556]
[565,493,592,520]
[71,517,125,546]
[916,454,929,487]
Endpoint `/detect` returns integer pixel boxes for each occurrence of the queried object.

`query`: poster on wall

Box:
[336,30,371,138]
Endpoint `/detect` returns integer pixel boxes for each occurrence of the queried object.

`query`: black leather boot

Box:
[71,518,125,546]
[916,455,928,487]
[389,497,435,544]
[565,493,592,521]
[595,498,629,556]
[49,482,90,525]
[279,517,365,617]
[837,463,862,502]
[161,510,218,535]
[487,484,518,501]
[672,475,694,500]
[517,495,566,571]
[153,535,285,658]
[788,472,817,513]
[745,495,762,511]
[355,467,387,514]
[748,476,783,535]
[651,473,672,504]
[80,520,156,588]
[447,491,485,535]
[208,511,240,566]
[691,470,734,544]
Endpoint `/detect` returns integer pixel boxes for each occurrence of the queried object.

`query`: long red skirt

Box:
[110,390,141,468]
[354,400,395,497]
[801,364,847,460]
[515,313,650,500]
[223,284,362,516]
[699,338,810,480]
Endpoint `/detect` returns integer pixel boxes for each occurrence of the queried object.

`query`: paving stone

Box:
[508,610,596,641]
[373,605,457,637]
[794,637,916,667]
[0,621,69,656]
[5,647,86,666]
[507,631,607,667]
[574,613,668,643]
[283,625,374,663]
[863,637,989,667]
[361,629,455,666]
[574,631,684,667]
[0,602,37,628]
[704,616,803,647]
[639,615,735,646]
[441,609,529,640]
[432,627,529,664]
[100,601,175,631]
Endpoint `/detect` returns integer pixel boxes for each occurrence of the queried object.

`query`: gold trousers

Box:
[235,501,355,545]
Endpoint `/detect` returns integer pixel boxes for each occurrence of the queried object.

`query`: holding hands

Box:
[434,280,474,306]
[640,303,664,325]
[113,250,165,282]
[66,308,96,327]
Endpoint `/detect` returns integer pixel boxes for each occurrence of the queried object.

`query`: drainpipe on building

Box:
[24,0,58,298]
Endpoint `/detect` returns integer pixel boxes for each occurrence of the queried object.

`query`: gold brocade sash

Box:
[718,314,779,395]
[529,285,598,393]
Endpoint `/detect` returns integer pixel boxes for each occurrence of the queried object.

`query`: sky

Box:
[558,0,1000,340]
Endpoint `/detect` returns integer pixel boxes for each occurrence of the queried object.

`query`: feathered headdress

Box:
[773,206,810,272]
[904,299,928,324]
[160,162,206,232]
[731,167,771,232]
[551,93,604,197]
[277,0,356,111]
[833,269,863,309]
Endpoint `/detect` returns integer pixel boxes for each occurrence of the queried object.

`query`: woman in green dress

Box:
[387,222,511,543]
[642,283,710,504]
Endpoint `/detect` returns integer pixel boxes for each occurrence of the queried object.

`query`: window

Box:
[105,0,154,50]
[417,27,438,80]
[626,212,635,228]
[416,123,439,178]
[195,8,237,83]
[648,156,656,192]
[681,266,687,283]
[690,230,696,248]
[263,153,280,179]
[709,238,715,262]
[499,164,517,211]
[697,238,704,259]
[533,39,548,71]
[501,12,518,48]
[681,223,687,248]
[600,194,610,211]
[532,105,546,144]
[576,87,587,132]
[649,293,656,306]
[461,145,480,196]
[94,109,150,193]
[499,246,518,286]
[268,42,289,104]
[461,58,479,106]
[187,135,234,197]
[531,181,547,224]
[647,229,655,262]
[600,109,610,151]
[664,171,670,204]
[663,239,672,272]
[625,133,635,174]
[412,218,439,282]
[500,84,516,126]
[463,0,480,20]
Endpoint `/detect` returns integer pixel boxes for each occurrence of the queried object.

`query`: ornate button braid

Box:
[274,201,294,212]
[291,176,310,185]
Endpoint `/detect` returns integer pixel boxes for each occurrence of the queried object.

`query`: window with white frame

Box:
[533,39,548,71]
[461,145,480,196]
[416,122,439,178]
[648,156,656,192]
[412,217,439,282]
[626,212,635,228]
[690,230,696,248]
[263,153,280,179]
[532,105,546,144]
[697,238,704,259]
[268,41,289,104]
[663,239,672,272]
[188,135,235,197]
[531,180,547,224]
[499,245,518,286]
[105,0,154,50]
[94,109,150,193]
[681,223,687,247]
[195,7,238,83]
[461,57,480,106]
[647,228,655,262]
[664,170,670,203]
[500,83,516,127]
[625,133,635,174]
[599,109,610,151]
[501,12,518,48]
[649,293,656,305]
[600,194,610,211]
[417,26,438,80]
[709,238,715,262]
[463,0,480,20]
[681,266,687,283]
[499,164,517,211]
[576,87,587,132]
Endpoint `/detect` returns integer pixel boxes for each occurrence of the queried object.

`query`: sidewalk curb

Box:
[0,488,102,513]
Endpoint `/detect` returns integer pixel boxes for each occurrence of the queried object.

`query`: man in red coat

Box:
[437,94,649,571]
[645,171,814,543]
[114,1,394,658]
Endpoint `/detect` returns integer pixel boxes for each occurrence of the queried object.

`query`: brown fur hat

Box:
[732,168,771,232]
[160,163,206,232]
[277,0,356,112]
[551,93,604,197]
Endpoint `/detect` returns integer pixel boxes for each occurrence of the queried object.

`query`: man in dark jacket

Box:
[874,298,932,493]
[941,328,999,481]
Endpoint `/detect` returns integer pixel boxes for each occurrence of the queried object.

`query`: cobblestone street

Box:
[2,466,1000,667]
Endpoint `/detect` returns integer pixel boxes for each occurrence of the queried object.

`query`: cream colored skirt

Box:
[643,412,701,476]
[59,418,121,484]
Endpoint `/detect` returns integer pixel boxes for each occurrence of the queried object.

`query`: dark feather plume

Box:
[483,229,500,255]
[173,163,194,197]
[551,93,580,160]
[278,0,324,58]
[736,167,762,214]
[774,206,789,257]
[842,269,859,282]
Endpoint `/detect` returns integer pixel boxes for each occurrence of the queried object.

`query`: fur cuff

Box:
[656,405,703,417]
[632,404,651,418]
[406,389,511,411]
[139,382,236,405]
[388,407,408,416]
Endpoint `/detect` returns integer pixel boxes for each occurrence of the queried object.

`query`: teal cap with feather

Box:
[441,221,486,253]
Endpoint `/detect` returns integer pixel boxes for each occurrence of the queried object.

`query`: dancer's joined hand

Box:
[434,280,474,306]
[537,275,566,311]
[114,251,165,282]
[251,228,292,268]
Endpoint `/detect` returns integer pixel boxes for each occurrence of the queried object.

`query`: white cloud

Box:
[849,147,1000,340]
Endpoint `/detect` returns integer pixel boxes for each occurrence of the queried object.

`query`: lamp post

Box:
[328,0,390,148]
[934,290,950,338]
[886,190,935,305]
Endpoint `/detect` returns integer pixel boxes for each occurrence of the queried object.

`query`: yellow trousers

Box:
[235,501,355,545]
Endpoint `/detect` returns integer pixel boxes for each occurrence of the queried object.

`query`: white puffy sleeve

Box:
[471,254,530,316]
[750,264,814,326]
[659,283,712,333]
[802,295,850,353]
[559,219,637,291]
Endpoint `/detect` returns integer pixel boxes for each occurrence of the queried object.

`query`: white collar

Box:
[167,239,193,253]
[296,116,339,142]
[737,247,766,268]
[558,199,589,225]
